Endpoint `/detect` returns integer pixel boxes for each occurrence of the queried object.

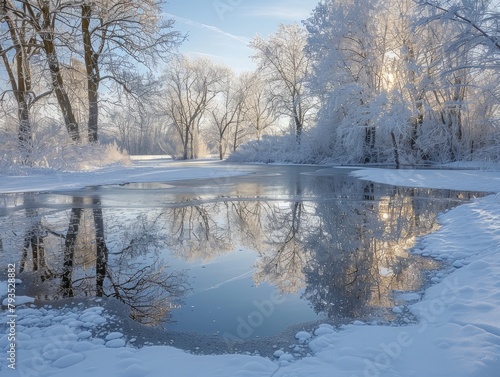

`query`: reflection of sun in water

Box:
[379,266,394,277]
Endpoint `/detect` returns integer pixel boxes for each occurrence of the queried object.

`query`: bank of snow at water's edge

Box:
[350,167,500,192]
[0,159,249,194]
[1,166,500,376]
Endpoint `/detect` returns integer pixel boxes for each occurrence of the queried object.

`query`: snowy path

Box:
[1,166,500,376]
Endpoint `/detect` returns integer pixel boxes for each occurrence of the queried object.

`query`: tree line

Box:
[1,0,499,166]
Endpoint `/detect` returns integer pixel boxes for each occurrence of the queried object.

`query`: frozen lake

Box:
[0,164,485,343]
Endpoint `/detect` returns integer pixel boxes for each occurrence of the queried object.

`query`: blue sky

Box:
[163,0,318,72]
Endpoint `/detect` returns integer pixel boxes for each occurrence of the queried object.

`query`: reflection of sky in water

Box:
[0,165,485,337]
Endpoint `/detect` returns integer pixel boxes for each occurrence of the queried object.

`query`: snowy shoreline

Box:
[1,164,500,376]
[0,159,251,194]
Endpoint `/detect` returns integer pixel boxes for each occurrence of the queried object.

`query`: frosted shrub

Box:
[39,141,130,171]
[0,126,130,175]
[0,134,26,175]
[228,134,314,164]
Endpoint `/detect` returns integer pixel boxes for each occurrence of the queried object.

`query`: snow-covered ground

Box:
[1,164,500,376]
[351,167,500,192]
[0,158,249,194]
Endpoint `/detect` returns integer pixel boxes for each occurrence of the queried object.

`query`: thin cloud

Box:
[164,12,251,45]
[186,51,226,60]
[240,4,313,20]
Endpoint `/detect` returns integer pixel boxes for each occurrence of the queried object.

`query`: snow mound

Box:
[121,364,149,377]
[2,295,34,306]
[314,327,335,336]
[295,331,312,341]
[105,332,123,341]
[52,353,85,368]
[106,339,126,348]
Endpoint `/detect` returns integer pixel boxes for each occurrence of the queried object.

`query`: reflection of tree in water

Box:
[161,204,233,261]
[19,194,53,281]
[17,198,189,326]
[253,201,311,293]
[302,195,372,318]
[250,175,312,293]
[301,182,457,319]
[226,201,267,250]
[159,197,312,294]
[151,179,462,317]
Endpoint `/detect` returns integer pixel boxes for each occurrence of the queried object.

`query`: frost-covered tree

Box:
[303,0,500,165]
[12,0,82,142]
[106,93,167,155]
[241,73,278,141]
[305,0,393,163]
[250,23,315,142]
[415,0,500,160]
[417,0,500,57]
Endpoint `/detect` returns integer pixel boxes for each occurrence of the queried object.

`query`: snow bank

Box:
[0,160,250,194]
[350,167,500,192]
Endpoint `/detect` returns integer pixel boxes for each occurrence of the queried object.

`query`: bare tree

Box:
[162,56,226,159]
[1,0,182,154]
[20,0,81,142]
[79,0,183,143]
[0,0,52,161]
[208,68,246,159]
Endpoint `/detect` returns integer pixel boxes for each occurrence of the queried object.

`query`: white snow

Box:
[273,350,285,358]
[1,295,34,306]
[314,327,335,336]
[105,332,123,341]
[350,167,500,192]
[1,165,500,376]
[51,353,85,368]
[295,331,312,341]
[0,158,250,194]
[105,339,126,348]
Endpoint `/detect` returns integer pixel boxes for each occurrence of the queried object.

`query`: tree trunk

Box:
[363,126,376,163]
[18,100,31,159]
[1,17,33,162]
[411,98,424,158]
[82,4,100,143]
[182,126,189,160]
[293,101,302,143]
[190,131,195,159]
[16,46,32,159]
[391,131,400,169]
[39,3,80,142]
